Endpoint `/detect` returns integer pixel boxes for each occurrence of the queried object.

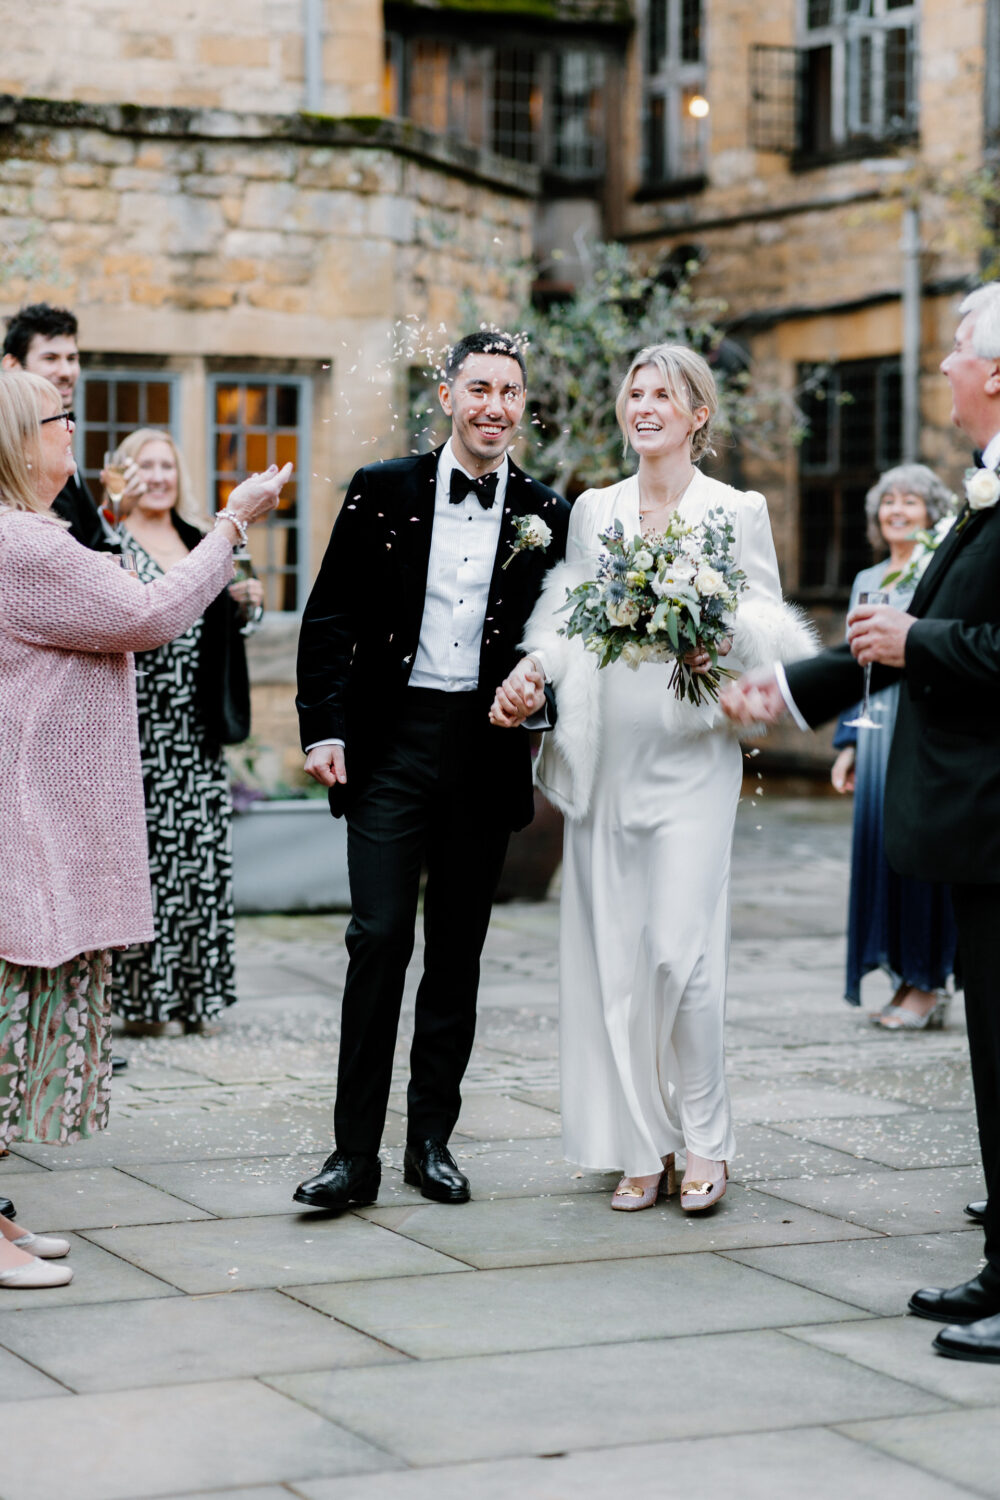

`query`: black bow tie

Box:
[973,449,985,468]
[449,469,499,509]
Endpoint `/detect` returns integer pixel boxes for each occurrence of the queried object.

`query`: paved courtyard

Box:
[0,794,997,1500]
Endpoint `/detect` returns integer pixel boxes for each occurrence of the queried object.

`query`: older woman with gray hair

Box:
[830,462,958,1028]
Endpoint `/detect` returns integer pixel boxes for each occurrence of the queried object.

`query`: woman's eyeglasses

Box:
[40,411,75,430]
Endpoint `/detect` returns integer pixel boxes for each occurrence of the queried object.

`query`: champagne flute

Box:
[844,589,890,730]
[103,450,128,537]
[232,548,264,636]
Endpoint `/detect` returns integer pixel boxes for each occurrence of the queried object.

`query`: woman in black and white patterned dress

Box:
[109,429,261,1036]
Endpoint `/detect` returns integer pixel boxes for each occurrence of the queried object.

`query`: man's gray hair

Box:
[864,462,956,551]
[960,283,1000,358]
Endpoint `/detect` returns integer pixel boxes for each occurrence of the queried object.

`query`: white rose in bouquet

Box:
[620,640,646,670]
[965,468,1000,510]
[633,548,655,571]
[651,560,695,597]
[606,596,641,627]
[694,565,725,596]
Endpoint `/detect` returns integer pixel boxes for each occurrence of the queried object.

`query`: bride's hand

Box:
[683,635,731,675]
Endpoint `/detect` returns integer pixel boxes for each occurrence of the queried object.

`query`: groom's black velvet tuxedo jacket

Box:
[296,447,570,831]
[785,500,1000,884]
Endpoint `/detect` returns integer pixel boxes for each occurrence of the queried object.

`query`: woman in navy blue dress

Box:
[831,464,958,1030]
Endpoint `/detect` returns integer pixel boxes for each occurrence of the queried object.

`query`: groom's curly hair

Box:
[444,331,527,388]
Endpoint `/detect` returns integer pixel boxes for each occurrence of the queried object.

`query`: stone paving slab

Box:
[360,1181,878,1269]
[788,1316,1000,1407]
[0,1166,213,1230]
[728,1079,913,1123]
[292,1429,980,1500]
[0,1378,397,1500]
[289,1251,868,1359]
[266,1330,946,1467]
[819,1060,977,1112]
[723,1231,985,1317]
[0,1233,180,1311]
[767,1113,981,1170]
[725,1123,869,1182]
[839,1410,1000,1498]
[388,1092,562,1140]
[0,1345,67,1401]
[8,1100,398,1169]
[0,1288,401,1393]
[755,1165,984,1234]
[85,1211,471,1293]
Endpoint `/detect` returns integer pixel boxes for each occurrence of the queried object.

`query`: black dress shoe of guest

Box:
[0,1198,14,1220]
[933,1310,1000,1362]
[293,1151,380,1209]
[908,1273,1000,1324]
[403,1140,470,1203]
[965,1199,988,1224]
[111,1055,128,1075]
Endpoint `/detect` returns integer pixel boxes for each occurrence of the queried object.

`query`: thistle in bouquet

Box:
[560,507,747,705]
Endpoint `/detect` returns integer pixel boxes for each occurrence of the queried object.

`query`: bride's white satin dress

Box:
[557,472,784,1176]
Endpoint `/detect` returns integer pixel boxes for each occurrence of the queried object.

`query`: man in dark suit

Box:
[723,282,1000,1363]
[2,303,111,550]
[293,332,570,1209]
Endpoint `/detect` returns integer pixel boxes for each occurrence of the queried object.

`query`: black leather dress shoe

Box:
[112,1055,128,1075]
[934,1310,1000,1362]
[908,1272,1000,1324]
[293,1151,380,1209]
[965,1199,988,1224]
[0,1197,15,1220]
[403,1140,470,1203]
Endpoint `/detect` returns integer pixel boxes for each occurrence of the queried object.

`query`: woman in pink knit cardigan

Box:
[0,371,291,1288]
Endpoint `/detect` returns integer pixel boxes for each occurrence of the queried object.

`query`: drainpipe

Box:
[901,203,921,462]
[304,0,323,113]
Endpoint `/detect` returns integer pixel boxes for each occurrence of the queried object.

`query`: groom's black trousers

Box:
[951,883,1000,1279]
[334,689,510,1156]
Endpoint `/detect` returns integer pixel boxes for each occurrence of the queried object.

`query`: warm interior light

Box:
[688,94,710,119]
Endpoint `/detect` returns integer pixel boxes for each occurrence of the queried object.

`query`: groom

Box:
[293,332,570,1208]
[723,282,1000,1363]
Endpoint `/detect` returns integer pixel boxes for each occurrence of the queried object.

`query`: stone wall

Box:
[0,0,383,117]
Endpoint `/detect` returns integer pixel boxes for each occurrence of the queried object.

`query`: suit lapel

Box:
[909,506,991,617]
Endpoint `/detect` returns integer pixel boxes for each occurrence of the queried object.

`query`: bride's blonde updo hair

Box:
[614,343,718,463]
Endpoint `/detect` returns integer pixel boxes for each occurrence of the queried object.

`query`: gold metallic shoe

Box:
[680,1160,728,1213]
[611,1154,676,1212]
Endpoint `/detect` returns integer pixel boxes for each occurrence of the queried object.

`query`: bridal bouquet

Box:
[560,507,747,705]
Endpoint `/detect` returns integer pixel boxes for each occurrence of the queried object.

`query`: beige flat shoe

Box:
[0,1256,73,1288]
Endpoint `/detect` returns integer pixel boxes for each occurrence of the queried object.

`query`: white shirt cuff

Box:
[774,663,809,732]
[305,738,344,751]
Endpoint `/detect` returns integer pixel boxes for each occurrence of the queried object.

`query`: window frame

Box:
[206,372,311,617]
[798,0,919,155]
[75,368,182,496]
[641,0,709,189]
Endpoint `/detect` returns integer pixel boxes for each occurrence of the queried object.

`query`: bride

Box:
[491,344,815,1212]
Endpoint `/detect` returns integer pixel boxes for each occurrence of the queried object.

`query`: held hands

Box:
[831,746,856,795]
[847,604,914,668]
[720,668,787,727]
[226,463,294,525]
[304,744,347,788]
[489,655,545,728]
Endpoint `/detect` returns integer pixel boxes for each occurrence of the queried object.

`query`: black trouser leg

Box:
[406,800,510,1144]
[333,719,434,1155]
[951,883,1000,1281]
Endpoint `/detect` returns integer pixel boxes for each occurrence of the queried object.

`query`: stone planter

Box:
[232,799,349,913]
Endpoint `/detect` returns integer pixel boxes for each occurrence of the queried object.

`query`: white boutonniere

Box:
[964,466,1000,510]
[502,513,553,570]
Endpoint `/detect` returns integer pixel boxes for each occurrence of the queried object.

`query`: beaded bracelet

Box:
[214,508,248,549]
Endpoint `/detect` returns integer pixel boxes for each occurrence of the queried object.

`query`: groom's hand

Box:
[847,604,914,668]
[489,655,545,728]
[304,744,347,786]
[721,669,787,726]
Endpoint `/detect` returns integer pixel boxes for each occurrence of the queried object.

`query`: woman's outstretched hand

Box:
[225,463,294,525]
